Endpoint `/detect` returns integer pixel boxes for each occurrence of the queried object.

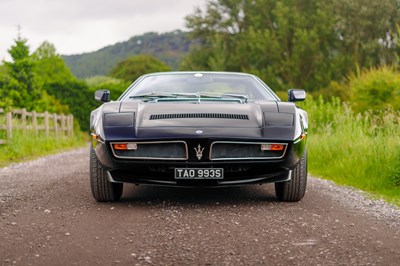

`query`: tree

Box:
[182,0,400,92]
[1,35,43,110]
[85,76,130,101]
[110,55,171,82]
[44,80,98,131]
[0,36,71,114]
[183,0,339,90]
[332,0,399,68]
[0,65,12,110]
[33,41,75,84]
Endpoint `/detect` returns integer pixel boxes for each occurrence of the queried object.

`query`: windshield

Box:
[121,73,278,102]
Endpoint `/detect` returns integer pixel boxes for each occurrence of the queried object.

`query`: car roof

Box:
[140,71,257,78]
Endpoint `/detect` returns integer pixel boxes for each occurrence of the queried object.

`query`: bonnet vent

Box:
[149,113,249,120]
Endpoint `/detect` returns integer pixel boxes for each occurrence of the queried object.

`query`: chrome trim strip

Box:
[293,132,307,144]
[106,171,123,183]
[110,141,188,160]
[272,170,292,183]
[209,141,288,161]
[91,132,105,143]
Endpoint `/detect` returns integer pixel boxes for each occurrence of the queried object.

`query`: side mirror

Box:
[288,89,306,102]
[95,90,111,102]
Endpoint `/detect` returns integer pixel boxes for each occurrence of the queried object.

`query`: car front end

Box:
[89,72,308,202]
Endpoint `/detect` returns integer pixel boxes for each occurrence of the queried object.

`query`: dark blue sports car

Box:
[90,72,308,202]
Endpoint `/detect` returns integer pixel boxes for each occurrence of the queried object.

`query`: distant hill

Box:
[62,30,192,78]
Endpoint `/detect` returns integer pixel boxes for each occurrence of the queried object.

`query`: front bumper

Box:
[93,137,306,187]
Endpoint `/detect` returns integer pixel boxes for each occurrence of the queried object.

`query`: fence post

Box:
[32,111,38,135]
[67,115,73,136]
[53,113,59,138]
[44,111,49,137]
[21,108,27,131]
[1,109,73,142]
[70,115,74,136]
[6,112,12,140]
[61,114,65,135]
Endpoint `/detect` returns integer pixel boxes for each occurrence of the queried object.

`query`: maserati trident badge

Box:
[194,144,205,160]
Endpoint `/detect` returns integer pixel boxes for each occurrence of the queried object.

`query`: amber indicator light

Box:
[271,144,285,151]
[113,143,128,150]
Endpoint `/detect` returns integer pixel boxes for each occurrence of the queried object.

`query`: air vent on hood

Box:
[149,113,249,120]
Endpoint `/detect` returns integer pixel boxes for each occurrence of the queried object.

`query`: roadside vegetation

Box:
[298,66,400,204]
[302,96,400,204]
[0,130,87,168]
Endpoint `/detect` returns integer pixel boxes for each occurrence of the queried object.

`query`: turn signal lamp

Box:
[127,143,138,150]
[113,143,138,150]
[261,144,285,151]
[113,143,128,150]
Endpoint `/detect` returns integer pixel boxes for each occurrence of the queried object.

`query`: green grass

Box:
[0,130,87,167]
[300,97,400,205]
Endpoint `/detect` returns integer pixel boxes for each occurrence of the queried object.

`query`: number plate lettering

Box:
[174,168,224,179]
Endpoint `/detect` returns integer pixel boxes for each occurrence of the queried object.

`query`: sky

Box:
[0,0,206,61]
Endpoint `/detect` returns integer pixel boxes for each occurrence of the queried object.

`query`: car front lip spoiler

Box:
[106,170,292,187]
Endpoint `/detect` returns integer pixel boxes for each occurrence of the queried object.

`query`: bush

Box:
[349,67,400,112]
[44,80,99,132]
[85,76,130,100]
[110,55,171,82]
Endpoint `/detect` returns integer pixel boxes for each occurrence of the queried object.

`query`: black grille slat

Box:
[210,142,287,160]
[150,113,249,120]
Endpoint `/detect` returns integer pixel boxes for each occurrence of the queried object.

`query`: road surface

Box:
[0,147,399,265]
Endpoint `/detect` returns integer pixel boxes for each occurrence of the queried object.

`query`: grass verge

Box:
[0,130,88,168]
[300,97,400,206]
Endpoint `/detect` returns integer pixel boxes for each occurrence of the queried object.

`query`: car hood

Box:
[100,101,299,140]
[134,103,263,128]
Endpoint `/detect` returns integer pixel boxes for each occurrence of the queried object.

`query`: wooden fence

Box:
[0,108,73,144]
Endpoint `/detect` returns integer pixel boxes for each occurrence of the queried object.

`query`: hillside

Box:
[62,30,192,78]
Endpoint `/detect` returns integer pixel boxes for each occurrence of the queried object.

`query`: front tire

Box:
[275,151,307,202]
[90,145,123,202]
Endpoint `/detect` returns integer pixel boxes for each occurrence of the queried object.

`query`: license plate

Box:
[174,168,224,179]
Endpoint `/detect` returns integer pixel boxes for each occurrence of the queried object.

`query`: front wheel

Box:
[275,151,307,202]
[90,145,123,202]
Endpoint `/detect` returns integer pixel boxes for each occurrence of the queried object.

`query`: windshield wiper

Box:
[173,92,248,103]
[129,92,175,99]
[197,92,248,103]
[171,93,198,97]
[129,92,202,100]
[221,93,248,103]
[129,92,248,103]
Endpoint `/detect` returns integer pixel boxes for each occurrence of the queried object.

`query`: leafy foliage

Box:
[85,76,130,101]
[110,55,171,82]
[44,80,98,131]
[33,41,76,84]
[0,36,67,113]
[183,0,399,92]
[0,36,104,131]
[29,41,99,130]
[63,31,191,78]
[332,0,399,68]
[2,36,42,109]
[349,67,400,112]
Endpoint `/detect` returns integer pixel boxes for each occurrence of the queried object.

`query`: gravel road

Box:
[0,147,399,265]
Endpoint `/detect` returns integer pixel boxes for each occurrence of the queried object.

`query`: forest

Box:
[0,0,399,202]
